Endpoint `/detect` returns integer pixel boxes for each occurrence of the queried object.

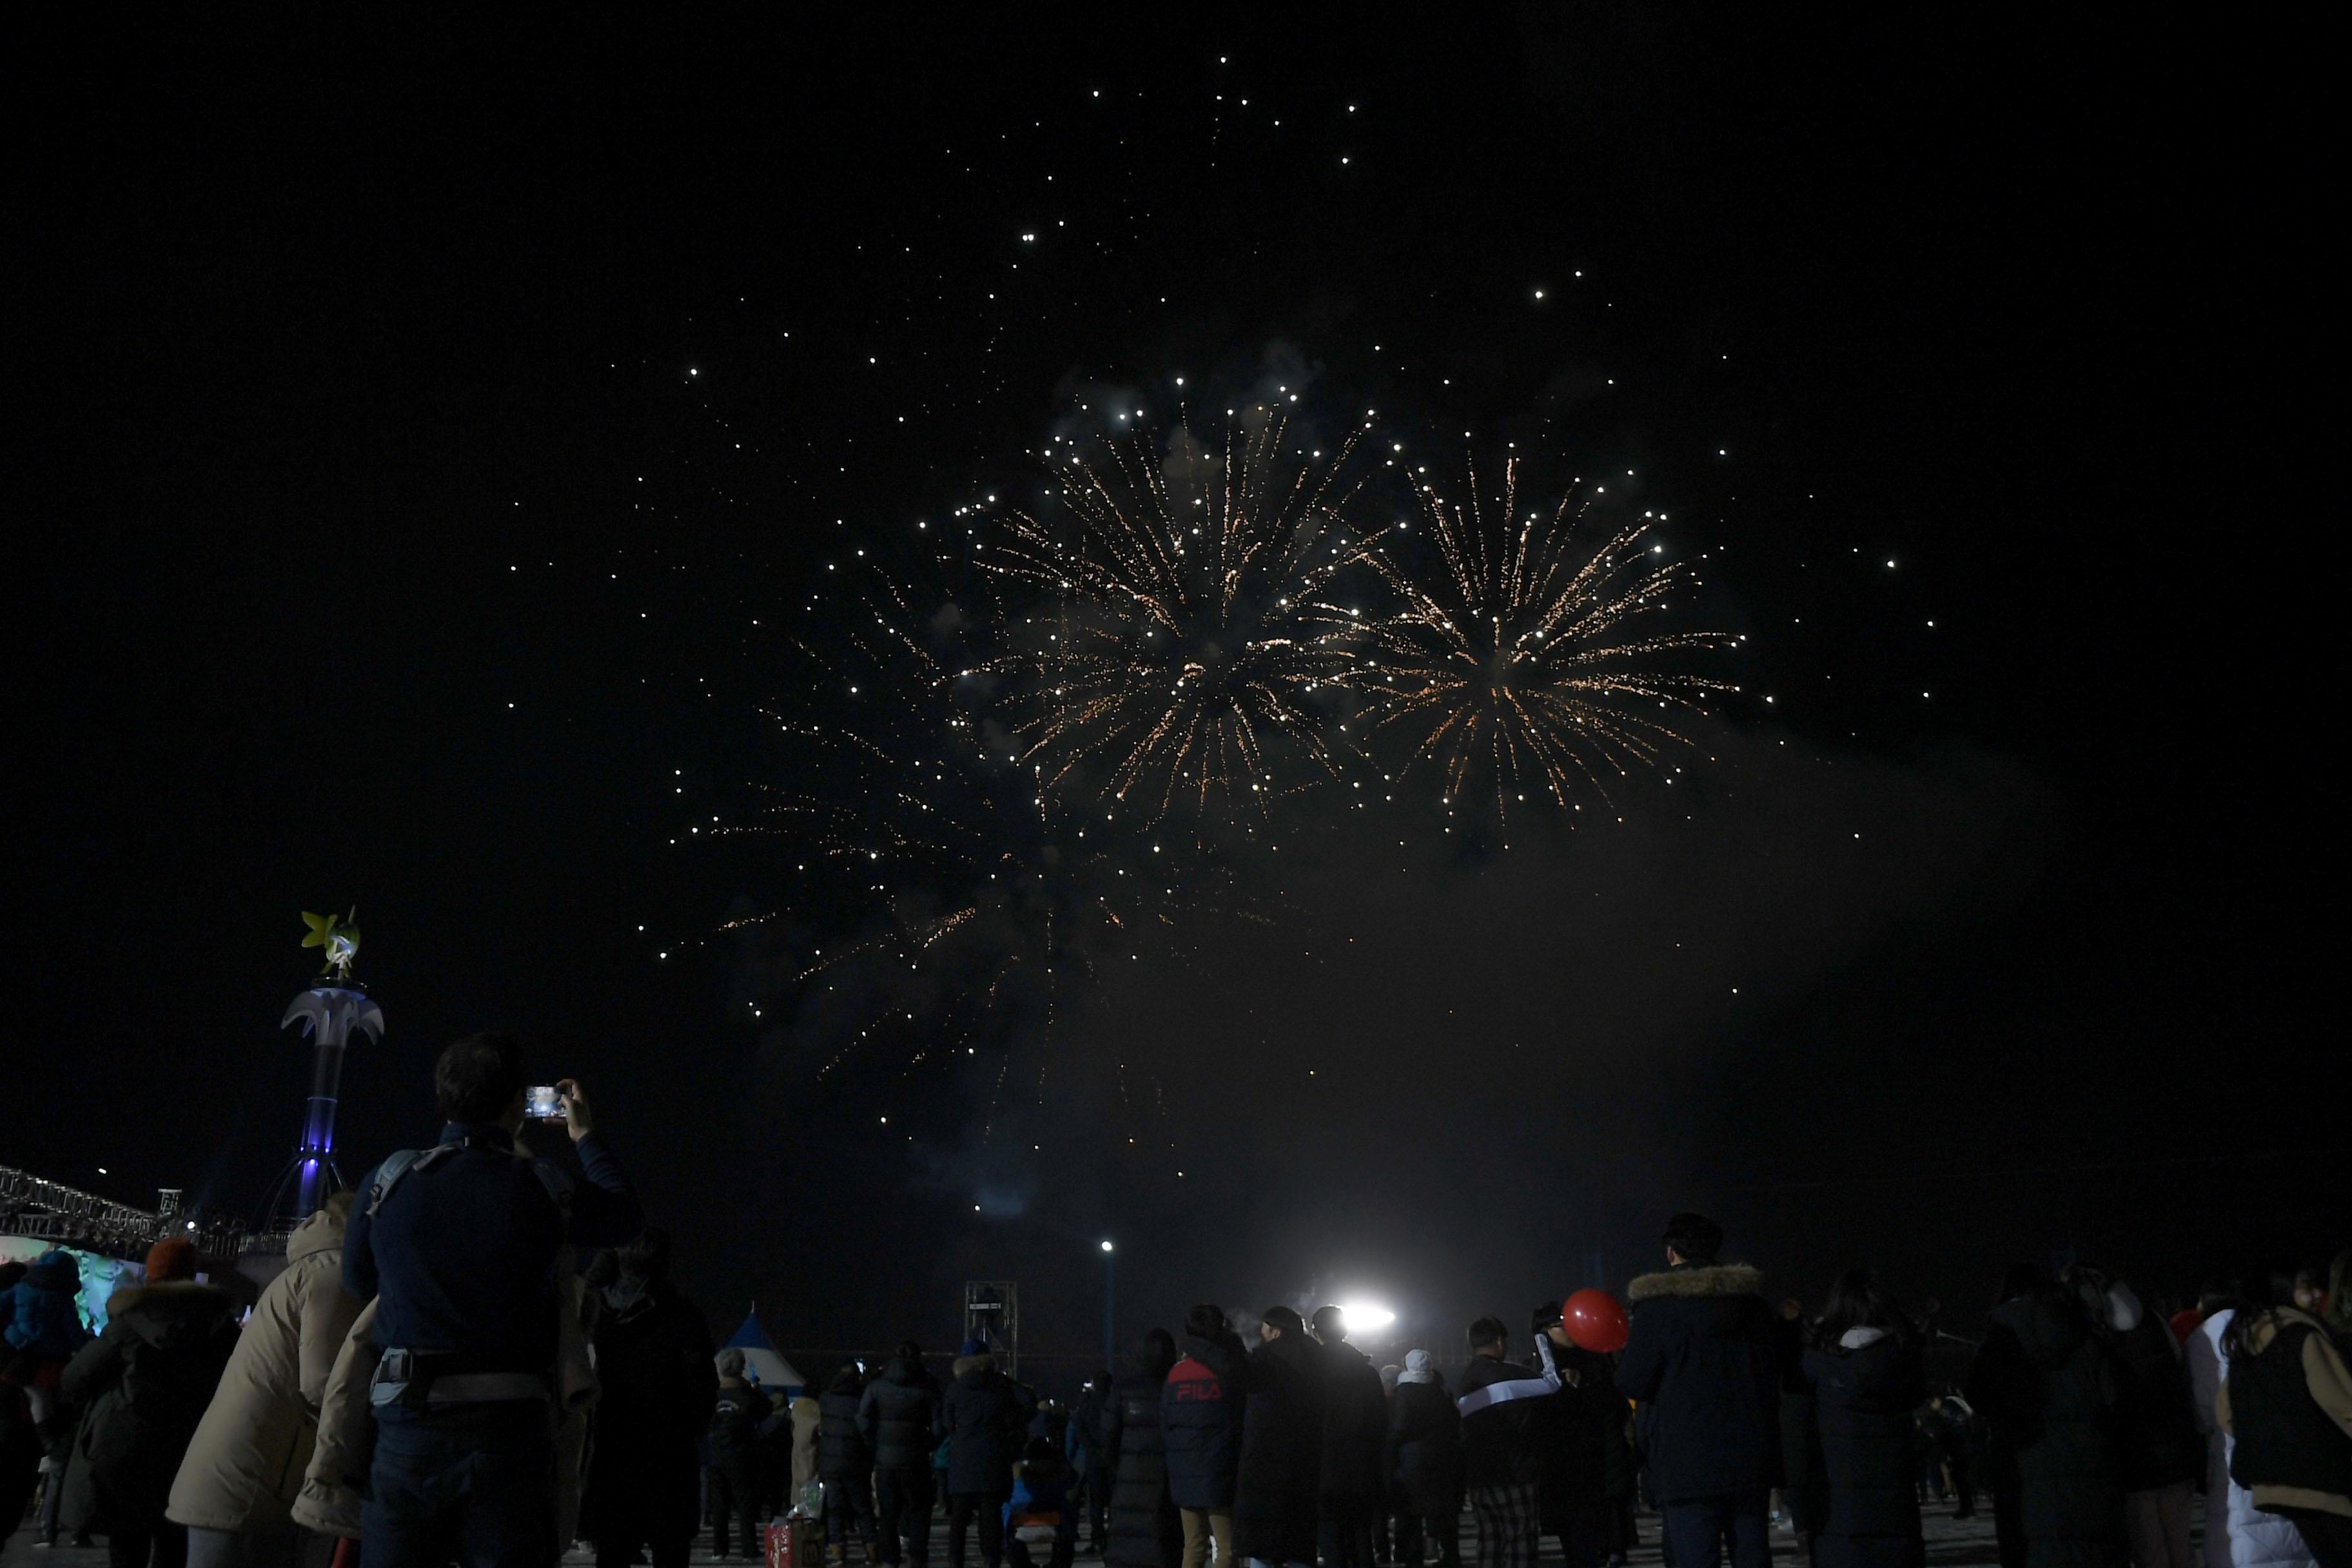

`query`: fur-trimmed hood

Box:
[104,1279,239,1348]
[1627,1263,1764,1304]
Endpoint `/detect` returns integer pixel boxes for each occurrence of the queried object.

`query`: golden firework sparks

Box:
[1352,455,1734,826]
[980,410,1386,825]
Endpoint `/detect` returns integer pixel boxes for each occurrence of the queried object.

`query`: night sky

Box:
[12,14,2333,1378]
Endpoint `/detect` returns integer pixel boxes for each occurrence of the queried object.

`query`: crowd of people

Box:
[4,1036,2348,1568]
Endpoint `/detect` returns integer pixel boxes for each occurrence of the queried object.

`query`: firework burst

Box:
[1353,455,1735,825]
[979,411,1385,827]
[733,572,1232,1134]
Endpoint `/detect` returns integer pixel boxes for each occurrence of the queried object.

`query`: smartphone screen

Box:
[525,1084,564,1120]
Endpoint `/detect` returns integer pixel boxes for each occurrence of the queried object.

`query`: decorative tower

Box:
[272,910,382,1220]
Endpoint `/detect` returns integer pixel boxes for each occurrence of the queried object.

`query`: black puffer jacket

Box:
[859,1353,943,1472]
[1232,1331,1324,1565]
[942,1355,1026,1496]
[1616,1264,1784,1504]
[1965,1288,2123,1568]
[1162,1333,1246,1511]
[1102,1357,1180,1568]
[1534,1340,1633,1526]
[1389,1376,1462,1518]
[1802,1330,1925,1568]
[60,1282,239,1534]
[819,1363,874,1479]
[1320,1338,1389,1501]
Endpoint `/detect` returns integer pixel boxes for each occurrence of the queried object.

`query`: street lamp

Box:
[1100,1240,1115,1371]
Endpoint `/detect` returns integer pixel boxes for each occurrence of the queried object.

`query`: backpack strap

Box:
[365,1142,576,1226]
[364,1144,460,1219]
[527,1160,576,1226]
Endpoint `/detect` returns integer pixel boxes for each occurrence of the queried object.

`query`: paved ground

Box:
[13,1496,2125,1568]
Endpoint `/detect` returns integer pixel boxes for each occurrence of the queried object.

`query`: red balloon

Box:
[2168,1308,2204,1345]
[1563,1288,1630,1353]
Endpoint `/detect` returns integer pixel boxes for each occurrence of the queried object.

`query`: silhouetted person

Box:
[1966,1263,2126,1568]
[1529,1304,1631,1568]
[1101,1329,1181,1568]
[861,1342,944,1568]
[1616,1211,1781,1568]
[820,1359,881,1565]
[2217,1286,2352,1568]
[1234,1307,1325,1568]
[165,1196,363,1568]
[341,1037,643,1568]
[59,1239,239,1568]
[579,1231,716,1568]
[2064,1268,2199,1568]
[1163,1306,1246,1568]
[1799,1268,1926,1568]
[1311,1307,1387,1568]
[1458,1317,1547,1568]
[944,1340,1028,1568]
[709,1348,773,1560]
[1389,1352,1462,1568]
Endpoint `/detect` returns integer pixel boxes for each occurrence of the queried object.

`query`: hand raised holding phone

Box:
[553,1077,593,1141]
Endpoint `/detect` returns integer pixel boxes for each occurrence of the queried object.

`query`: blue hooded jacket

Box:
[2,1251,90,1360]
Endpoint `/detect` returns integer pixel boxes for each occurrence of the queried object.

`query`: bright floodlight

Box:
[1101,1240,1115,1253]
[1340,1301,1395,1333]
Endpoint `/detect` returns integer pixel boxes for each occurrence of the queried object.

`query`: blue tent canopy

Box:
[723,1307,806,1397]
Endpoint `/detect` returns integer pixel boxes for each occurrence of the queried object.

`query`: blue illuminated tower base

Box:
[265,983,384,1222]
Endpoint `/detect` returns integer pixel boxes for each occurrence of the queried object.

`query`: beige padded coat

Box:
[165,1209,362,1534]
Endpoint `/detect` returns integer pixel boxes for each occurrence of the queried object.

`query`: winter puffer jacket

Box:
[61,1281,240,1533]
[3,1250,90,1361]
[2191,1312,2316,1568]
[943,1355,1028,1496]
[165,1210,362,1533]
[1232,1331,1324,1566]
[1616,1263,1785,1504]
[1966,1288,2125,1568]
[1389,1376,1462,1518]
[1802,1329,1926,1568]
[860,1354,943,1473]
[1102,1360,1180,1568]
[1162,1335,1246,1511]
[820,1364,874,1478]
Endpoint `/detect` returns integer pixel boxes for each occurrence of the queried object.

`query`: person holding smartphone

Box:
[341,1032,646,1568]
